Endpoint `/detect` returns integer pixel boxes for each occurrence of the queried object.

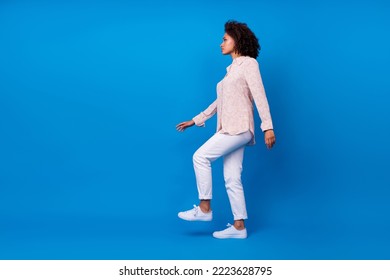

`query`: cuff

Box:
[193,116,205,127]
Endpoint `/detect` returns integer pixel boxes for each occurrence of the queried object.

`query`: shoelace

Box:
[192,205,199,216]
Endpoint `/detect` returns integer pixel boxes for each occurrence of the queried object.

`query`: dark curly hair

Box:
[224,20,260,59]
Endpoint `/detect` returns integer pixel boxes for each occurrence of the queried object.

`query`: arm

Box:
[244,59,273,132]
[176,99,217,132]
[192,99,217,127]
[244,59,276,148]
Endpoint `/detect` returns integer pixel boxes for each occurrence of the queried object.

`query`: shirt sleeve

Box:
[192,99,217,127]
[244,59,273,132]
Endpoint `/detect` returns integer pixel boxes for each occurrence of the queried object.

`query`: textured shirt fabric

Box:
[192,56,273,145]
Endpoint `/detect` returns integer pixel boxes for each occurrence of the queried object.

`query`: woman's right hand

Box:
[176,120,195,132]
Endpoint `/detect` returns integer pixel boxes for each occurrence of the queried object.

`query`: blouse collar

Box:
[232,56,248,65]
[226,56,248,72]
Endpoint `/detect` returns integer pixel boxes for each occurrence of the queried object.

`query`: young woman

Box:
[176,20,276,239]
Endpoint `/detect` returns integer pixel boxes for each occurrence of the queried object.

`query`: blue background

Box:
[1,0,389,259]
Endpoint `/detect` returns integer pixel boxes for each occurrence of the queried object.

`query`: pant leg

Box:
[223,147,247,220]
[193,131,252,200]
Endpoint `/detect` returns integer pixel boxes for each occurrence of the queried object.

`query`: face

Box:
[220,33,236,55]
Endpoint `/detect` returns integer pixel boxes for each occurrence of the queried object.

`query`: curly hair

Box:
[224,20,260,59]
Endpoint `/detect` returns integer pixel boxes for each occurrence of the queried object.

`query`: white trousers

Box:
[193,131,252,220]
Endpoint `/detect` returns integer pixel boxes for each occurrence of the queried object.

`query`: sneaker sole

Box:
[178,213,212,222]
[213,232,247,239]
[213,234,247,239]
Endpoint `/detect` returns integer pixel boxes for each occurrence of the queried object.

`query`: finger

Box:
[269,137,275,148]
[265,137,271,147]
[176,123,184,129]
[266,137,274,149]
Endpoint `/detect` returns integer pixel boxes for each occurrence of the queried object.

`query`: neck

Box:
[231,52,241,60]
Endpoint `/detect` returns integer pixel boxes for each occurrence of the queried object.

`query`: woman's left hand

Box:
[264,130,276,149]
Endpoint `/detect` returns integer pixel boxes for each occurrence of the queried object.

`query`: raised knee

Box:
[193,151,206,165]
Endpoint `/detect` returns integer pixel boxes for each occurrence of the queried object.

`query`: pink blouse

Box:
[192,56,273,145]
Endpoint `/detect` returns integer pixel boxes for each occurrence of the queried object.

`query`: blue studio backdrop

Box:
[0,0,389,259]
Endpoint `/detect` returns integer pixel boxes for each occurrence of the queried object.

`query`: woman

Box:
[176,20,276,239]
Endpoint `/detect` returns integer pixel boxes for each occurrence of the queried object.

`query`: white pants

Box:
[193,131,252,220]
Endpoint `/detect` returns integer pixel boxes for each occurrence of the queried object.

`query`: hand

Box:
[264,130,276,149]
[176,120,195,132]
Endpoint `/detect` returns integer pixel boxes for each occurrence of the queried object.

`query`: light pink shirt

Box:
[192,56,273,145]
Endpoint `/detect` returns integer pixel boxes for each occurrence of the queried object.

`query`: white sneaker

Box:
[178,205,212,221]
[213,223,247,239]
